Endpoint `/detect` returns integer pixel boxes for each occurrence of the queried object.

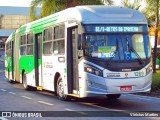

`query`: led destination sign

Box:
[85,25,147,33]
[95,26,139,32]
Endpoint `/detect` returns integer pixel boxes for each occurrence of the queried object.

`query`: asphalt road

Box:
[0,61,160,120]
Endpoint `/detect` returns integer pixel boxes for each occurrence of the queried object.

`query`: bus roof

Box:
[19,5,147,34]
[5,32,15,43]
[71,6,147,24]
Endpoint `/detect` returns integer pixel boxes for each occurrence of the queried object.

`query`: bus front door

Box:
[35,33,42,89]
[67,26,79,95]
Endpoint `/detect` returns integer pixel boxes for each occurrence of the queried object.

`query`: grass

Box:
[151,70,160,91]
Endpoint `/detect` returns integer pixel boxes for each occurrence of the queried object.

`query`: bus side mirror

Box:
[78,34,83,50]
[77,34,84,57]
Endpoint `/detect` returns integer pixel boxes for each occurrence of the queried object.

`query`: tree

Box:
[29,0,114,21]
[102,0,114,5]
[41,0,56,17]
[29,0,57,21]
[121,0,142,10]
[122,0,160,72]
[143,0,160,73]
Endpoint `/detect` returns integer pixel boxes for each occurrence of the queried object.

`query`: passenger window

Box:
[20,35,27,56]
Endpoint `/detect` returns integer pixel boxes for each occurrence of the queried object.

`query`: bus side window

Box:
[43,27,53,55]
[58,40,64,54]
[53,40,64,54]
[27,33,34,55]
[20,46,26,55]
[6,42,12,57]
[44,42,52,55]
[53,25,65,55]
[20,35,27,56]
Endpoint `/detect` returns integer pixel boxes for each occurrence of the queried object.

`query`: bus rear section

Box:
[5,33,15,82]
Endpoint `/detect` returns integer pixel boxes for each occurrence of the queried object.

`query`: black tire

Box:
[57,77,69,101]
[106,94,121,99]
[8,78,14,83]
[22,72,31,90]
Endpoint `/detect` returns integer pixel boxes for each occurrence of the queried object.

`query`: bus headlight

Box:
[146,64,152,75]
[84,64,103,77]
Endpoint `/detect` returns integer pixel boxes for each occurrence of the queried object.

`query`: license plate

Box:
[120,86,132,91]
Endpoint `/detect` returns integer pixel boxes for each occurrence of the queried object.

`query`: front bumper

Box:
[83,71,152,97]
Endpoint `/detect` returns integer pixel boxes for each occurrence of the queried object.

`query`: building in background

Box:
[0,6,30,49]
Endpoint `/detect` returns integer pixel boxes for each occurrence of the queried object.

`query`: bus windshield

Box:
[84,25,151,61]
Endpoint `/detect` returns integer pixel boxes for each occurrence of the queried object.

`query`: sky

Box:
[0,0,144,8]
[0,0,32,7]
[0,0,122,7]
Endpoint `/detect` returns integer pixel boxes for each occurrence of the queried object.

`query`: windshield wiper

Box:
[106,38,120,66]
[126,37,144,65]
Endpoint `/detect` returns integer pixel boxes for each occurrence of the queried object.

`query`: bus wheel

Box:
[57,77,69,101]
[106,94,121,99]
[8,78,14,83]
[22,72,31,90]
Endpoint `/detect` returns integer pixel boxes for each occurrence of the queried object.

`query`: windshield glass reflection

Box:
[84,34,151,61]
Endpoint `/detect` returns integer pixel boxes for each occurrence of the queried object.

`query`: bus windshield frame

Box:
[83,24,151,61]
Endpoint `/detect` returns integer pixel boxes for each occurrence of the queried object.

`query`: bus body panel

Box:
[83,72,152,97]
[78,59,152,97]
[42,55,66,91]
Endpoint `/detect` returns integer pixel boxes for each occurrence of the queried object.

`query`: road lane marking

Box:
[21,96,32,100]
[0,117,9,120]
[1,89,7,91]
[65,108,87,115]
[8,92,16,95]
[65,108,74,111]
[80,102,124,112]
[127,94,160,100]
[38,101,54,106]
[76,111,87,115]
[136,97,151,101]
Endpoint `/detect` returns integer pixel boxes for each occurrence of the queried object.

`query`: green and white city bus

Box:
[5,6,153,100]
